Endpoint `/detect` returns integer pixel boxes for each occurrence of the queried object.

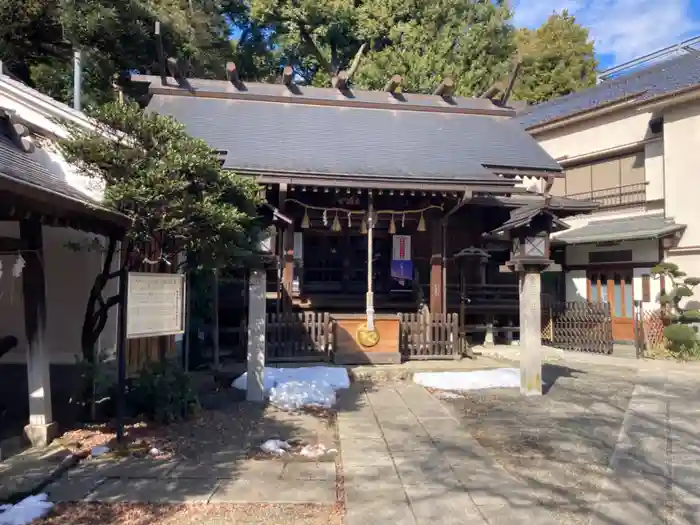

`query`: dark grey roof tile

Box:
[518,53,700,129]
[0,134,100,205]
[147,94,561,183]
[554,214,685,244]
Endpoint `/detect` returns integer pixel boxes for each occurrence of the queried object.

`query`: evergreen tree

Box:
[242,0,516,96]
[512,11,598,103]
[0,0,232,106]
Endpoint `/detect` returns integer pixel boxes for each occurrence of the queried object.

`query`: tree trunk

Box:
[79,236,124,420]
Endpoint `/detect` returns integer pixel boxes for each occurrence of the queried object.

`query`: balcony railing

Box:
[567,182,648,210]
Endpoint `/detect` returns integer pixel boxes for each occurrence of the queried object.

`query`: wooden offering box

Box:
[332,313,401,364]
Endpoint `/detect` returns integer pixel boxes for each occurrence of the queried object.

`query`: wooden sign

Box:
[126,272,186,339]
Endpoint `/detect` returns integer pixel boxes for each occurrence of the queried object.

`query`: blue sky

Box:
[513,0,700,69]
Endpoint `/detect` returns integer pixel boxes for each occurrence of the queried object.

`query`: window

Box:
[562,152,646,208]
[641,274,651,302]
[588,250,633,264]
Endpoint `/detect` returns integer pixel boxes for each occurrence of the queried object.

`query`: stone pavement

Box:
[339,362,700,525]
[337,383,560,525]
[44,454,336,504]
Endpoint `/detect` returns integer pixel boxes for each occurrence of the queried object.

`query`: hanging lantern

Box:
[417,212,426,232]
[301,209,310,229]
[360,216,368,234]
[332,212,341,232]
[388,213,396,234]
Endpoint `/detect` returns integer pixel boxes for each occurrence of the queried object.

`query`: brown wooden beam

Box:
[282,65,294,87]
[429,218,444,314]
[384,75,402,93]
[279,183,294,312]
[433,77,454,97]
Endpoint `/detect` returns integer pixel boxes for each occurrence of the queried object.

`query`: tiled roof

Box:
[145,92,561,186]
[0,134,99,204]
[517,53,700,129]
[553,214,685,244]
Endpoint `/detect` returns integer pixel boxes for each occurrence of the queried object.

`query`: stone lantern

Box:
[488,204,568,397]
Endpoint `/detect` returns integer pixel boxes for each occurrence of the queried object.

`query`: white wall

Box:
[565,269,587,301]
[565,239,659,267]
[0,224,117,365]
[663,100,700,248]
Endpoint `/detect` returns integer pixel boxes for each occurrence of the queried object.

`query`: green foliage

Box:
[58,101,265,271]
[243,0,516,96]
[653,262,700,359]
[512,11,597,103]
[0,0,232,105]
[127,360,199,423]
[664,324,700,361]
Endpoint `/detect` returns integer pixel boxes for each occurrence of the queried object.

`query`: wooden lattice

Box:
[549,301,614,354]
[641,309,667,350]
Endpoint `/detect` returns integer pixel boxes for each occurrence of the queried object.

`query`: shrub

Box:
[664,324,700,361]
[127,360,200,424]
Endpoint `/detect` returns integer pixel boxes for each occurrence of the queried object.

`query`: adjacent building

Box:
[519,52,700,341]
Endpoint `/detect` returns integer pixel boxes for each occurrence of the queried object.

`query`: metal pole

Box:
[366,192,375,331]
[183,272,191,371]
[212,269,220,369]
[73,49,82,111]
[115,266,128,443]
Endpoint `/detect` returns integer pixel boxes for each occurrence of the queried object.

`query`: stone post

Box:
[519,267,543,396]
[20,219,57,447]
[247,269,266,402]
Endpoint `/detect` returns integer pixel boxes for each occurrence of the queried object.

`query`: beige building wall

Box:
[0,223,118,365]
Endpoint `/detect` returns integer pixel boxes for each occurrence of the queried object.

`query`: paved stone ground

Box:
[338,361,700,525]
[41,400,339,506]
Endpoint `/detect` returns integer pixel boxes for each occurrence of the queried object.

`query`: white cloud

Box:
[512,0,700,65]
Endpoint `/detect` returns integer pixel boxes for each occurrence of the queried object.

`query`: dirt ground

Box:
[439,362,639,525]
[36,502,344,525]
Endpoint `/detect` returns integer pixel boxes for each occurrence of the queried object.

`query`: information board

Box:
[126,272,186,339]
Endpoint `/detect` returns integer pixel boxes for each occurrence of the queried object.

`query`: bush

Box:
[127,360,200,424]
[664,324,700,360]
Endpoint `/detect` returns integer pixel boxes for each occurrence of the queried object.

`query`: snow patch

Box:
[414,368,525,391]
[232,366,350,410]
[0,493,53,525]
[300,443,338,459]
[90,445,110,457]
[260,439,291,456]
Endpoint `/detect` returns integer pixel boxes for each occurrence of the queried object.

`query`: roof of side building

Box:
[517,52,700,130]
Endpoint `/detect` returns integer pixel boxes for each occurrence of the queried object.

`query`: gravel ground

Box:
[35,503,344,525]
[440,362,639,525]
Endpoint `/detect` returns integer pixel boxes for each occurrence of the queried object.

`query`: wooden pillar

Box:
[519,267,543,396]
[429,219,443,314]
[279,184,294,312]
[20,219,57,447]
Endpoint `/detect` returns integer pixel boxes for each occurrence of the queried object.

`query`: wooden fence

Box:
[399,312,460,360]
[266,312,334,362]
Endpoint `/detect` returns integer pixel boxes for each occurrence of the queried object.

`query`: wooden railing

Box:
[266,312,335,362]
[567,182,647,210]
[399,312,460,360]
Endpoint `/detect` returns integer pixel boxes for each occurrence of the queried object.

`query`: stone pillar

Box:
[20,219,57,447]
[484,316,495,347]
[519,267,543,396]
[247,269,266,402]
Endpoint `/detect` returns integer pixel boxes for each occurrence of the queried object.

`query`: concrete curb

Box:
[1,450,82,505]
